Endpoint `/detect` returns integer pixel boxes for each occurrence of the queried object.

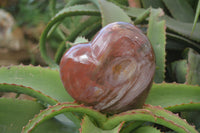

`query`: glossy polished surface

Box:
[60,22,155,113]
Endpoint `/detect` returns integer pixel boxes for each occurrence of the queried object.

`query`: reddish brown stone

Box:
[60,22,155,113]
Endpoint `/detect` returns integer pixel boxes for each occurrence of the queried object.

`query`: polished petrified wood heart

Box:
[60,22,155,113]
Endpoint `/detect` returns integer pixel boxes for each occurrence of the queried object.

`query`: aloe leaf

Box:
[73,36,89,44]
[145,105,197,133]
[163,0,194,22]
[0,83,57,105]
[98,0,132,27]
[181,111,200,132]
[0,65,81,127]
[186,49,200,85]
[107,0,128,6]
[166,103,200,112]
[146,83,200,109]
[80,116,123,133]
[147,8,166,83]
[80,19,102,39]
[49,0,56,16]
[103,105,197,133]
[192,0,200,32]
[40,4,100,66]
[22,103,107,133]
[124,7,147,18]
[134,126,161,133]
[65,0,91,7]
[164,15,200,42]
[171,60,187,83]
[119,121,144,133]
[134,8,150,24]
[166,33,200,53]
[0,98,76,133]
[124,7,200,43]
[141,0,165,9]
[54,16,101,64]
[0,65,73,103]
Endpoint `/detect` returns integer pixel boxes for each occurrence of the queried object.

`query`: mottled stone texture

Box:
[60,22,155,113]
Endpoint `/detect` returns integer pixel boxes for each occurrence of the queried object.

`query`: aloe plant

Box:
[0,0,200,133]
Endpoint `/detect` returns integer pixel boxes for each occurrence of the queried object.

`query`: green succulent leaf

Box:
[166,33,200,53]
[0,65,81,127]
[124,7,200,43]
[166,103,200,112]
[98,0,132,27]
[147,8,166,83]
[124,7,147,18]
[134,8,150,24]
[181,111,200,132]
[80,19,102,39]
[145,105,197,133]
[80,116,123,133]
[102,104,197,133]
[0,98,77,133]
[133,126,161,133]
[0,83,57,105]
[40,4,100,66]
[171,60,187,83]
[22,103,107,133]
[146,83,200,110]
[0,65,73,103]
[164,15,200,42]
[74,36,89,44]
[192,0,200,32]
[119,121,144,133]
[54,16,101,64]
[141,0,165,9]
[65,0,91,7]
[186,49,200,85]
[163,0,194,22]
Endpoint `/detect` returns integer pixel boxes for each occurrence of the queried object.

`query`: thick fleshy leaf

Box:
[40,4,100,66]
[102,105,197,133]
[54,16,101,64]
[22,103,107,133]
[0,83,57,105]
[181,111,200,132]
[166,102,200,112]
[141,0,165,9]
[134,8,150,24]
[0,65,73,103]
[0,65,81,127]
[147,8,166,83]
[163,0,194,22]
[80,19,102,39]
[124,7,200,43]
[192,0,200,32]
[171,60,187,83]
[146,83,200,109]
[145,105,197,133]
[164,15,200,42]
[0,98,77,133]
[73,36,89,44]
[124,7,147,18]
[80,116,123,133]
[98,0,132,27]
[119,121,143,133]
[186,49,200,85]
[134,126,161,133]
[166,33,200,53]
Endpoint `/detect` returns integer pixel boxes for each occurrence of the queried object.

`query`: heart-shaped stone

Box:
[60,22,155,113]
